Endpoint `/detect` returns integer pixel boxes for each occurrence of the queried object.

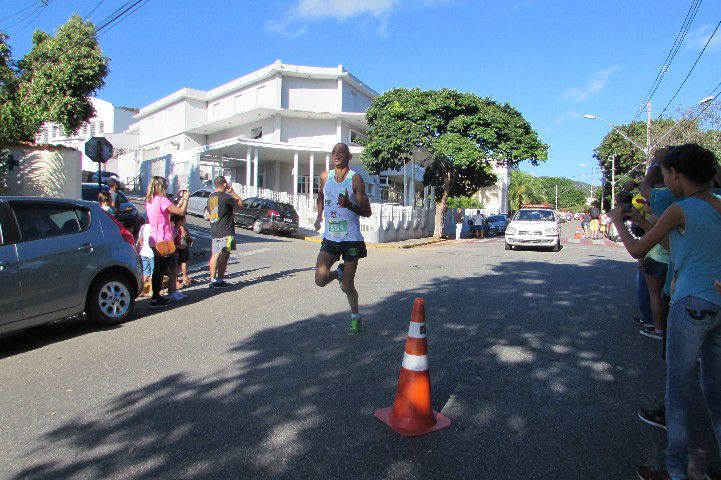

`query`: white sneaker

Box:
[170,292,187,301]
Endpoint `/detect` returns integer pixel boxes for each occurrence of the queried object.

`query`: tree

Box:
[508,169,545,210]
[507,170,588,211]
[0,15,108,192]
[362,88,547,238]
[446,196,484,210]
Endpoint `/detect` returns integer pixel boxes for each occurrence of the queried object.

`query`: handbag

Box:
[154,239,176,257]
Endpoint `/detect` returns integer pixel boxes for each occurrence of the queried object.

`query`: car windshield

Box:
[515,210,555,222]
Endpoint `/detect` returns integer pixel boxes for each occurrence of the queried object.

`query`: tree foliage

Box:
[508,169,588,211]
[362,88,547,237]
[0,16,108,192]
[446,195,484,210]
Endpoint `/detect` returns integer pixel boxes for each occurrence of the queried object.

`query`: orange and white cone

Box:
[574,226,581,239]
[374,298,451,436]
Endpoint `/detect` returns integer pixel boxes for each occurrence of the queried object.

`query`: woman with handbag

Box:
[145,176,189,308]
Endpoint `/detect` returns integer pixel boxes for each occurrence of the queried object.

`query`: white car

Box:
[505,208,560,252]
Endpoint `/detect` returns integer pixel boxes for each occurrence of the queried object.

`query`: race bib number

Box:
[328,220,348,237]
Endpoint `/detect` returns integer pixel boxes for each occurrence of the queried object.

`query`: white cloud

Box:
[552,110,581,126]
[561,66,620,102]
[686,24,721,52]
[266,0,448,37]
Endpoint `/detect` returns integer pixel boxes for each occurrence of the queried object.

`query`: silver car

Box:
[0,197,143,336]
[186,189,213,217]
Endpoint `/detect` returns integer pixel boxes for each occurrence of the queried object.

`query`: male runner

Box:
[314,143,372,334]
[207,176,242,289]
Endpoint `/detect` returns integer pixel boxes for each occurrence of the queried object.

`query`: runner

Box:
[207,176,242,289]
[314,143,372,334]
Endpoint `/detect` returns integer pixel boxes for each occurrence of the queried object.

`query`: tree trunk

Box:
[433,169,452,239]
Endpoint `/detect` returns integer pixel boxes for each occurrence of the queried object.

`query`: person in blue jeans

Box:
[610,143,721,480]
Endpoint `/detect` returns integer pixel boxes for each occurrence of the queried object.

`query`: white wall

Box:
[341,81,372,112]
[208,77,279,122]
[282,77,339,112]
[281,118,337,146]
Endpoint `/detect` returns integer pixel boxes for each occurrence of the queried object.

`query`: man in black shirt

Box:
[588,202,601,240]
[207,176,242,289]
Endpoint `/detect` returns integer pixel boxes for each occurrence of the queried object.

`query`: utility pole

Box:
[555,184,558,211]
[611,154,616,209]
[646,101,652,163]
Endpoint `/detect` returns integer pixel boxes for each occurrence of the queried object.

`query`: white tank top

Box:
[322,169,364,242]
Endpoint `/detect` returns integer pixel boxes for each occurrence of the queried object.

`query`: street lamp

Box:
[583,114,648,154]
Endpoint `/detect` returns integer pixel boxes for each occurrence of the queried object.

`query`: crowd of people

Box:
[608,144,721,480]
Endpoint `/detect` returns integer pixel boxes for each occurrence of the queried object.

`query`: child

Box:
[172,214,194,288]
[136,222,154,297]
[98,191,116,214]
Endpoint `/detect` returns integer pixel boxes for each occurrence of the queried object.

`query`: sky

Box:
[2,0,721,185]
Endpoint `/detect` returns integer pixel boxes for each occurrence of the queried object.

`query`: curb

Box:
[303,237,449,249]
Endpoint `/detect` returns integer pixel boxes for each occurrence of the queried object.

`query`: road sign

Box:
[85,137,113,164]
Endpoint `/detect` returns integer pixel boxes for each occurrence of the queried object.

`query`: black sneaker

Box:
[634,316,653,327]
[211,280,232,289]
[149,297,173,309]
[640,325,663,340]
[638,408,666,430]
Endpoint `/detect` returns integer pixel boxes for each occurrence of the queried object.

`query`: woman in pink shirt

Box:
[145,176,189,308]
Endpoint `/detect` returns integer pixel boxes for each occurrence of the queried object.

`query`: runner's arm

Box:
[350,174,372,218]
[315,171,328,231]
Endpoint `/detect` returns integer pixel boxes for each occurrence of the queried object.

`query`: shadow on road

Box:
[9,259,719,479]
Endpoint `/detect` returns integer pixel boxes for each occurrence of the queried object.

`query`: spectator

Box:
[589,202,601,240]
[145,176,189,308]
[136,222,153,298]
[455,208,464,240]
[581,211,590,238]
[97,191,115,214]
[472,210,485,238]
[173,214,194,289]
[610,143,721,480]
[207,176,242,289]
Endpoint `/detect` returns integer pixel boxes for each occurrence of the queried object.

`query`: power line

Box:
[1,2,45,31]
[0,1,37,25]
[631,0,702,121]
[9,1,52,36]
[98,0,149,36]
[84,0,107,20]
[660,18,721,116]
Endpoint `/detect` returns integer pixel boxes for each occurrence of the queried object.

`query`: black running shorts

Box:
[320,239,367,261]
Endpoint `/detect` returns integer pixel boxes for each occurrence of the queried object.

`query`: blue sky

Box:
[2,0,721,183]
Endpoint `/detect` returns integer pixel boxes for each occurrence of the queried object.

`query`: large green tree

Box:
[508,170,588,211]
[0,15,108,192]
[362,88,547,237]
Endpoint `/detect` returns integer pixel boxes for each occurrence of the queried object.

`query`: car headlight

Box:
[506,226,516,235]
[545,227,557,235]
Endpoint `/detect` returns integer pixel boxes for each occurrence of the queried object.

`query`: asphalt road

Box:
[0,218,717,479]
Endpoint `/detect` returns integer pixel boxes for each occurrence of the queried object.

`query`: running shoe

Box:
[211,280,232,289]
[169,291,187,301]
[149,297,173,309]
[638,408,666,430]
[348,317,362,335]
[636,466,680,480]
[640,326,662,340]
[337,263,344,286]
[634,316,653,327]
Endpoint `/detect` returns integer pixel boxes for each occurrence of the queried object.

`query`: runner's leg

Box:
[340,259,359,315]
[209,253,219,281]
[217,251,230,280]
[314,251,339,287]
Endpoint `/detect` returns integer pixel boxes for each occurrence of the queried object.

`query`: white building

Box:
[476,161,510,214]
[35,97,139,175]
[128,60,427,205]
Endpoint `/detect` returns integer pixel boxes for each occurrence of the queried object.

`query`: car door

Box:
[235,198,254,227]
[0,203,22,325]
[11,201,102,319]
[188,190,206,216]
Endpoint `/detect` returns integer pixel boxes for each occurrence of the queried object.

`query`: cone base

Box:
[373,406,451,436]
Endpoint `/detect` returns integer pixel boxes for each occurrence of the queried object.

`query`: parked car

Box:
[234,197,299,235]
[486,214,509,234]
[504,208,560,252]
[0,197,143,337]
[186,188,213,217]
[81,183,142,237]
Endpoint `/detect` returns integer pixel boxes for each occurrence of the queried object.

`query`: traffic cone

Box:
[374,298,451,436]
[574,226,581,239]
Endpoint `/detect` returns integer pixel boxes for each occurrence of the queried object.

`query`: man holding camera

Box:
[314,143,372,334]
[207,176,242,289]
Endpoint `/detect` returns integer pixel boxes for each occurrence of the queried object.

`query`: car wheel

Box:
[252,219,263,234]
[86,273,135,325]
[505,242,512,250]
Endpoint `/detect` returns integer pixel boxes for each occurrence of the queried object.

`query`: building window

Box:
[89,123,96,137]
[256,85,266,104]
[98,121,104,133]
[82,123,88,135]
[52,126,59,138]
[349,130,366,145]
[234,93,244,112]
[211,102,221,120]
[251,127,262,139]
[298,175,319,195]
